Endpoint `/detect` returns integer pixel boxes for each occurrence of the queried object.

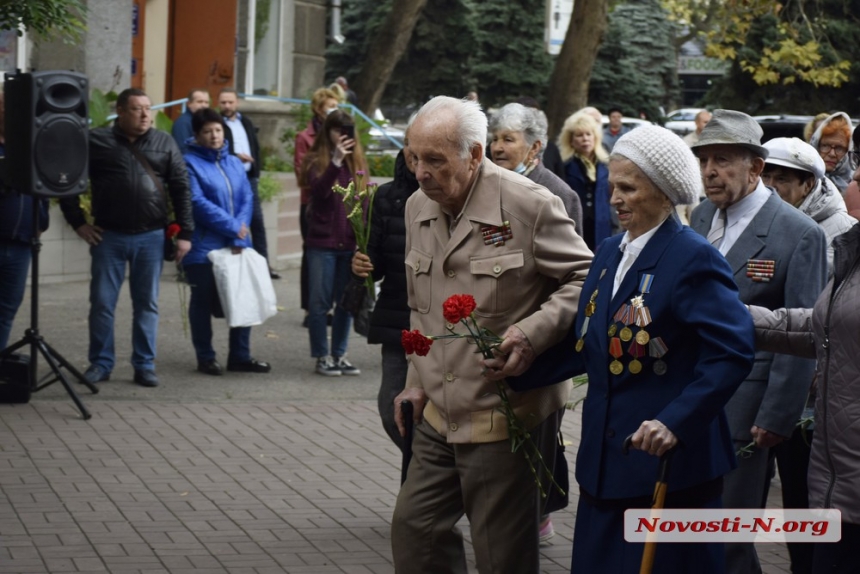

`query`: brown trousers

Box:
[391,410,562,574]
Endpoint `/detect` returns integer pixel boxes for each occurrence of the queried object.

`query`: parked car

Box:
[366,109,405,153]
[753,115,815,143]
[601,115,652,131]
[664,108,706,136]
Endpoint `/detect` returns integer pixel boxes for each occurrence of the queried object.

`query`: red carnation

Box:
[165,223,181,240]
[402,329,433,356]
[442,294,477,324]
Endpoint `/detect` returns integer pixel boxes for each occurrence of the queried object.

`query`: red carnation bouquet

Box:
[402,294,563,499]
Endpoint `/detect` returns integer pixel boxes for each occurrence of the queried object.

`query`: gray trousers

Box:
[391,411,560,574]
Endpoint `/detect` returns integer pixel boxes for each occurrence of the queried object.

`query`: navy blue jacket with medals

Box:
[573,216,755,499]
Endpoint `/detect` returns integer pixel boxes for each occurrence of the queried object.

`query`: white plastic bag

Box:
[207,247,277,327]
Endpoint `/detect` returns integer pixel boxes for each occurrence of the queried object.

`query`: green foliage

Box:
[589,0,680,120]
[257,174,283,203]
[277,103,314,172]
[0,0,85,42]
[470,0,554,107]
[262,149,293,172]
[700,0,860,114]
[325,0,566,109]
[154,111,173,134]
[255,0,272,49]
[367,153,397,178]
[88,88,116,128]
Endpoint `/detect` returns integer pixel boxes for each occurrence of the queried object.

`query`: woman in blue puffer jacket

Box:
[182,108,270,376]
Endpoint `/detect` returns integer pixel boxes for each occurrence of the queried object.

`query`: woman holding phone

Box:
[298,110,369,376]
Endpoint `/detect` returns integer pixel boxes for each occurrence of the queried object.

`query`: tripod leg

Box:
[41,340,99,394]
[35,339,92,420]
[0,337,31,360]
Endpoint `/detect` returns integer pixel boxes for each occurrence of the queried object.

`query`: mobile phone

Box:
[342,125,355,140]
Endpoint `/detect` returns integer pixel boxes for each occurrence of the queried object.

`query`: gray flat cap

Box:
[690,109,769,159]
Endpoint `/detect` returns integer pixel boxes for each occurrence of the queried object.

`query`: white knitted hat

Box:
[611,124,703,205]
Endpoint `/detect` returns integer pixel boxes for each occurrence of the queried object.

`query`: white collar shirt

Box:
[713,179,770,256]
[612,219,664,298]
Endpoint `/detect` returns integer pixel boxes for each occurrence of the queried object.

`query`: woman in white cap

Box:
[568,124,755,573]
[763,137,857,277]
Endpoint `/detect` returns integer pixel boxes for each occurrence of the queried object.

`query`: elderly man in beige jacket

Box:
[390,96,593,574]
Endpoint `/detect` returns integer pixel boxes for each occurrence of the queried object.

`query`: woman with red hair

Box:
[809,112,855,193]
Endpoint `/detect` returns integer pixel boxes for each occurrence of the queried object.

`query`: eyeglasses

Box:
[820,143,848,156]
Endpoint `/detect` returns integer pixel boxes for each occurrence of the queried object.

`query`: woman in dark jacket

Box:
[299,110,369,376]
[559,111,616,251]
[352,148,418,450]
[182,109,270,376]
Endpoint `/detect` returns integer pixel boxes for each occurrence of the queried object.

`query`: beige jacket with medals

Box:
[404,158,593,443]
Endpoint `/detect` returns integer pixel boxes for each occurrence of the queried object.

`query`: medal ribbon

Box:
[609,337,623,359]
[648,337,668,358]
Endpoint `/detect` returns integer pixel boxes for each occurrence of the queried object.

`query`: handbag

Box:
[341,275,375,337]
[208,247,278,327]
[125,142,176,261]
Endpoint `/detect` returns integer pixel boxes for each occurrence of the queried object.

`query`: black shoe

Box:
[302,315,309,328]
[326,313,333,326]
[82,364,110,384]
[134,369,159,387]
[269,268,282,280]
[227,358,271,373]
[197,360,223,376]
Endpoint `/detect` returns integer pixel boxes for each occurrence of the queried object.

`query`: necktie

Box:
[707,209,727,248]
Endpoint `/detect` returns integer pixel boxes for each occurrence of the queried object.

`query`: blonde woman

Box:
[559,111,615,250]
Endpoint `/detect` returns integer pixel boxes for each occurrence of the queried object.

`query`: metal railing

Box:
[106,94,404,151]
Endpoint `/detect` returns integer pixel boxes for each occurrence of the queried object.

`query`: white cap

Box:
[763,137,825,181]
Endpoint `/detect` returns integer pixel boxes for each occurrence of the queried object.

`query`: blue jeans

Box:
[0,240,32,350]
[183,263,251,364]
[306,247,353,358]
[88,229,163,372]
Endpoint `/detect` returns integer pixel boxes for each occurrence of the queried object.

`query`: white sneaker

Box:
[315,356,341,376]
[334,356,360,376]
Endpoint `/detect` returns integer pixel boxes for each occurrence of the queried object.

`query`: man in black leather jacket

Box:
[60,88,194,388]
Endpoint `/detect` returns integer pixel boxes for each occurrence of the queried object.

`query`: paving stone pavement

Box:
[0,269,792,573]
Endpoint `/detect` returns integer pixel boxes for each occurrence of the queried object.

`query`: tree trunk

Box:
[546,0,609,141]
[352,0,429,116]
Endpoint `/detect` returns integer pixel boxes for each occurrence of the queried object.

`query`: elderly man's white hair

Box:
[408,96,487,159]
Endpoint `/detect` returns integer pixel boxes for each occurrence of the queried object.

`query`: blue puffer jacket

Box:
[182,140,253,266]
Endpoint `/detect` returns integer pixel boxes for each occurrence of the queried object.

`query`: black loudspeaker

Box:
[4,71,89,198]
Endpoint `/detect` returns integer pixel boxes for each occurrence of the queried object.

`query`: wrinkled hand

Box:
[751,425,786,449]
[236,152,254,164]
[238,223,249,240]
[352,251,373,277]
[481,325,536,380]
[175,239,191,263]
[394,387,427,437]
[631,419,678,457]
[75,223,104,246]
[332,135,355,165]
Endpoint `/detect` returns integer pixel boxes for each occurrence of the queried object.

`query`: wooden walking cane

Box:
[623,435,677,574]
[400,400,414,486]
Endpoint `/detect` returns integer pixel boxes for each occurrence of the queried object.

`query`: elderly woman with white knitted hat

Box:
[568,124,756,573]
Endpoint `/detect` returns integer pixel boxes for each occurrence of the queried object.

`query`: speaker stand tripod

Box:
[0,200,98,419]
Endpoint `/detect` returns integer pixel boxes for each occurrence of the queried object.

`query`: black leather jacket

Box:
[61,125,194,239]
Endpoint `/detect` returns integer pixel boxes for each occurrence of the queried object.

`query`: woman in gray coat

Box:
[489,103,583,233]
[751,221,860,574]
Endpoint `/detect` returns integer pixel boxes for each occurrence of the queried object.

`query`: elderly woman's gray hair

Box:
[408,96,487,159]
[488,103,548,158]
[610,124,703,205]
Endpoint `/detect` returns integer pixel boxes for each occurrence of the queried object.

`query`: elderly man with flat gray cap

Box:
[689,109,828,574]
